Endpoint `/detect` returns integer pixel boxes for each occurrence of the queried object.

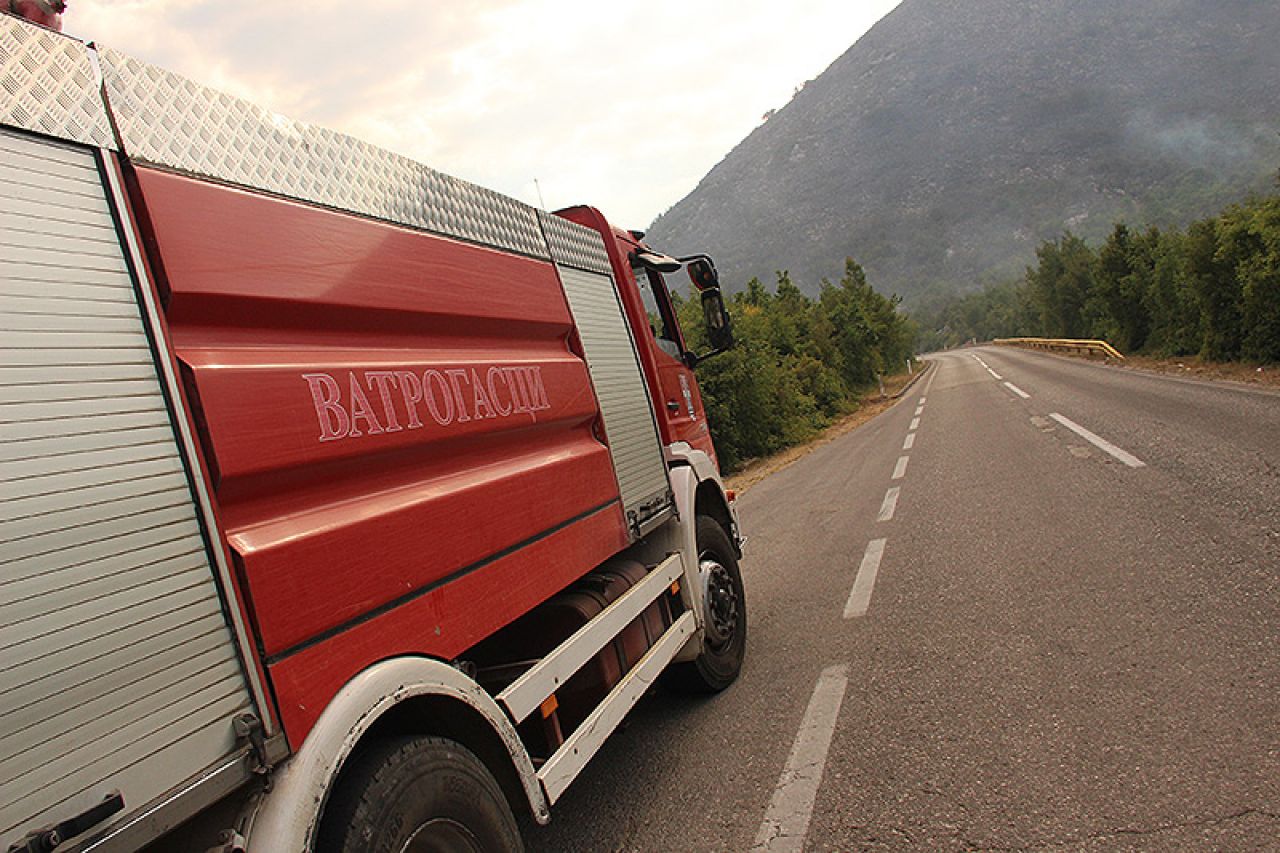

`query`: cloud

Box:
[68,0,901,228]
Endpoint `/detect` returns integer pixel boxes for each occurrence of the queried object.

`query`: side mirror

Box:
[700,288,733,352]
[686,257,720,292]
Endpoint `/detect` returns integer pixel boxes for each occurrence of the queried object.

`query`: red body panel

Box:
[129,169,631,747]
[270,507,628,738]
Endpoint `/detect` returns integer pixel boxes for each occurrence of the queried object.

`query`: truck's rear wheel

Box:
[665,515,747,692]
[316,735,523,853]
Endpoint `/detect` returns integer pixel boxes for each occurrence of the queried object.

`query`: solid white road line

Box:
[877,486,901,522]
[752,664,850,852]
[1049,413,1147,468]
[903,433,916,450]
[844,538,887,619]
[893,456,909,479]
[1003,381,1030,399]
[910,417,921,430]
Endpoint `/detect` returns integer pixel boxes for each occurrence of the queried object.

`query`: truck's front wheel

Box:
[666,515,747,692]
[316,735,523,853]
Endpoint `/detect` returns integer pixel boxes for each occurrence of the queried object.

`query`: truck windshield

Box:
[631,265,683,360]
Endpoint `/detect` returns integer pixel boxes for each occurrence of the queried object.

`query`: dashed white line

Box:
[1049,413,1147,468]
[910,417,921,430]
[972,354,1003,379]
[1003,382,1030,399]
[892,456,909,479]
[920,396,927,404]
[914,406,924,416]
[752,664,850,852]
[844,538,887,619]
[877,486,901,522]
[903,433,916,450]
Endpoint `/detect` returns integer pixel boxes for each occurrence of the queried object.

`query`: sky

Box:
[68,1,902,229]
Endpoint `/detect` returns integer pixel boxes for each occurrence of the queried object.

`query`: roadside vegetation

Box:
[912,190,1280,366]
[677,259,916,473]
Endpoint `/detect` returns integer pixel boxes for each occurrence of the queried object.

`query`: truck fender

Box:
[666,442,741,550]
[246,656,548,851]
[666,455,740,664]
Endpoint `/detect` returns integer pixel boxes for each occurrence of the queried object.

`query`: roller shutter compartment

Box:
[554,264,673,535]
[0,128,258,847]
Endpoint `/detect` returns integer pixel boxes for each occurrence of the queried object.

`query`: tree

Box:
[1142,228,1200,357]
[1092,223,1151,351]
[1026,233,1095,338]
[1186,218,1242,360]
[1219,196,1280,362]
[677,256,919,471]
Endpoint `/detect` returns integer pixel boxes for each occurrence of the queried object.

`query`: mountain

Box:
[645,0,1280,302]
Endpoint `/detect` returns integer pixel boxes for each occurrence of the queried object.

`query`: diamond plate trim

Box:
[0,14,114,148]
[539,210,612,275]
[97,47,547,258]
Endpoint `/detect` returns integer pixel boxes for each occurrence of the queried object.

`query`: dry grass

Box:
[1116,354,1280,388]
[725,366,927,495]
[996,346,1280,389]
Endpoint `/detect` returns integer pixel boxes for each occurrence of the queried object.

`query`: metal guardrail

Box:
[994,337,1125,360]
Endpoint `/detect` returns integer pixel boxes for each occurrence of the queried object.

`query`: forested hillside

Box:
[678,261,915,472]
[912,188,1280,364]
[647,0,1280,302]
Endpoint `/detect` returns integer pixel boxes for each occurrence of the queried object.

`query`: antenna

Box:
[533,178,547,210]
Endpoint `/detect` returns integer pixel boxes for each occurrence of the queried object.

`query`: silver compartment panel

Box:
[552,259,672,533]
[0,128,254,847]
[97,46,548,259]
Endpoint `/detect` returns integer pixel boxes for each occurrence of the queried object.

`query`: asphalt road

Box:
[528,346,1280,852]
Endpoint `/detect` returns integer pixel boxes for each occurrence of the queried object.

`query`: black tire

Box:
[664,515,747,693]
[316,735,523,853]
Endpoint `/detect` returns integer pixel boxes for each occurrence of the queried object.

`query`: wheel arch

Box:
[668,442,740,554]
[695,479,737,554]
[247,656,548,852]
[666,447,742,666]
[353,692,530,821]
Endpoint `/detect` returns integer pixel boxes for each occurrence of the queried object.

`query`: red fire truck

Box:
[0,12,745,852]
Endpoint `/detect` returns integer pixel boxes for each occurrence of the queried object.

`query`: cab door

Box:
[629,262,717,461]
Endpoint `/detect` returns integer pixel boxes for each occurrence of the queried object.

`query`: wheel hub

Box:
[701,556,739,651]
